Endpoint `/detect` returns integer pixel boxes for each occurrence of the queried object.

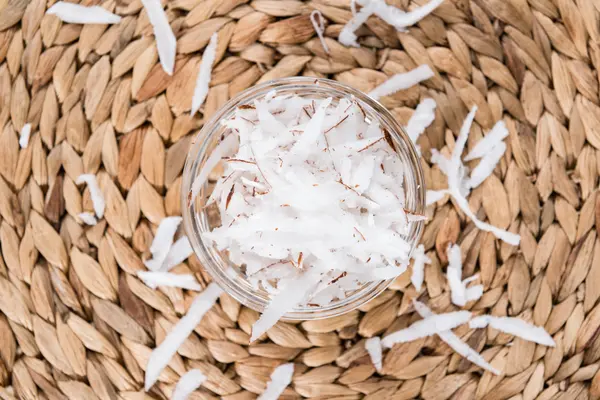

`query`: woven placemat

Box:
[0,0,599,398]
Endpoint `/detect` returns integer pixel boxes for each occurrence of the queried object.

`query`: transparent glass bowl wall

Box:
[182,77,425,320]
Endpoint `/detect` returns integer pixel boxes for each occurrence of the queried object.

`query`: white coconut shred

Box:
[191,91,421,340]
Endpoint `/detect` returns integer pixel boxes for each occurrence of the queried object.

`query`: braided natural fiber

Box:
[0,0,599,398]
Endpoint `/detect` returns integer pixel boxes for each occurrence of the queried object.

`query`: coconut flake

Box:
[461,119,510,191]
[410,244,431,291]
[426,189,447,206]
[76,174,105,219]
[446,244,483,306]
[381,310,471,348]
[365,0,444,30]
[19,123,31,148]
[446,251,465,305]
[450,107,476,189]
[428,106,520,246]
[141,0,176,75]
[464,120,509,161]
[341,0,444,47]
[413,300,500,375]
[144,216,182,271]
[189,134,238,205]
[258,363,294,400]
[465,284,484,303]
[78,212,97,226]
[452,189,520,245]
[190,33,218,117]
[365,336,383,372]
[160,236,194,272]
[338,1,376,47]
[465,141,506,190]
[288,98,332,157]
[250,270,322,342]
[172,369,207,400]
[137,271,202,291]
[405,98,436,145]
[310,10,330,54]
[469,316,555,347]
[145,283,222,391]
[435,326,500,375]
[368,65,434,100]
[46,2,122,24]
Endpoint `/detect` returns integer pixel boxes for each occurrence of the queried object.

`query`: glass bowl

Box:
[181,77,425,320]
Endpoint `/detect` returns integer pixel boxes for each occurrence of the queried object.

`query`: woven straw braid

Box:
[0,0,600,398]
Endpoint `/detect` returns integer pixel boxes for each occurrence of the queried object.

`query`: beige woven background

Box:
[0,0,598,398]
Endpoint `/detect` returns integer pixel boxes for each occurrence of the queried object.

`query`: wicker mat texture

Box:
[0,0,600,398]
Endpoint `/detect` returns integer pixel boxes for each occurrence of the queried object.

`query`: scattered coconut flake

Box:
[469,316,555,347]
[464,120,509,161]
[405,99,436,147]
[452,190,520,245]
[381,310,471,348]
[76,174,105,219]
[368,65,434,100]
[462,274,479,285]
[338,1,376,47]
[426,189,447,206]
[258,363,294,400]
[137,271,202,291]
[410,244,431,291]
[341,0,444,47]
[413,300,500,375]
[141,0,176,75]
[465,285,484,303]
[46,2,122,24]
[435,325,500,375]
[427,106,520,246]
[465,142,506,190]
[190,33,218,117]
[161,236,194,272]
[365,336,383,372]
[250,270,323,342]
[172,369,207,400]
[462,118,509,190]
[19,123,31,149]
[449,106,476,190]
[144,216,183,271]
[364,0,444,30]
[145,283,222,391]
[310,10,330,54]
[189,133,238,206]
[78,212,97,226]
[446,244,483,307]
